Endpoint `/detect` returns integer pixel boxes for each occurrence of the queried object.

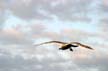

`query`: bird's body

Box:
[35,41,93,51]
[59,44,78,51]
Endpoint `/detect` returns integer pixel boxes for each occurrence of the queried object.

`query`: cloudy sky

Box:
[0,0,108,71]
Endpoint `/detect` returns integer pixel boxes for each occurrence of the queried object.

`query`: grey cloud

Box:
[0,0,108,71]
[99,3,108,13]
[0,29,33,45]
[29,24,46,35]
[8,0,97,22]
[98,18,108,35]
[0,23,47,46]
[0,0,8,29]
[9,0,53,20]
[1,0,107,22]
[46,0,93,21]
[73,52,108,71]
[9,1,36,20]
[0,46,79,71]
[0,43,108,71]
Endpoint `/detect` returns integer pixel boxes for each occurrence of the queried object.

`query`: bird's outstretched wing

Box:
[70,42,93,50]
[34,41,67,46]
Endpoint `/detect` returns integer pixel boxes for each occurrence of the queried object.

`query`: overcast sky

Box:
[0,0,108,71]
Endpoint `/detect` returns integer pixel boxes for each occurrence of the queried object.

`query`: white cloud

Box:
[0,0,108,71]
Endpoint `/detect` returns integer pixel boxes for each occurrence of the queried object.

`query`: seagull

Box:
[35,41,93,51]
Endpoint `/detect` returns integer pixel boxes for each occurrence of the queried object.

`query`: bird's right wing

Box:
[79,43,93,50]
[71,42,94,50]
[34,41,67,46]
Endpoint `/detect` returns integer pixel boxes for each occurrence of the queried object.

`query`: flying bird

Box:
[35,41,93,51]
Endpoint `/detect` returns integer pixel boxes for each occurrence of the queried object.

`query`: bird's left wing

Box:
[34,41,67,46]
[70,42,93,50]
